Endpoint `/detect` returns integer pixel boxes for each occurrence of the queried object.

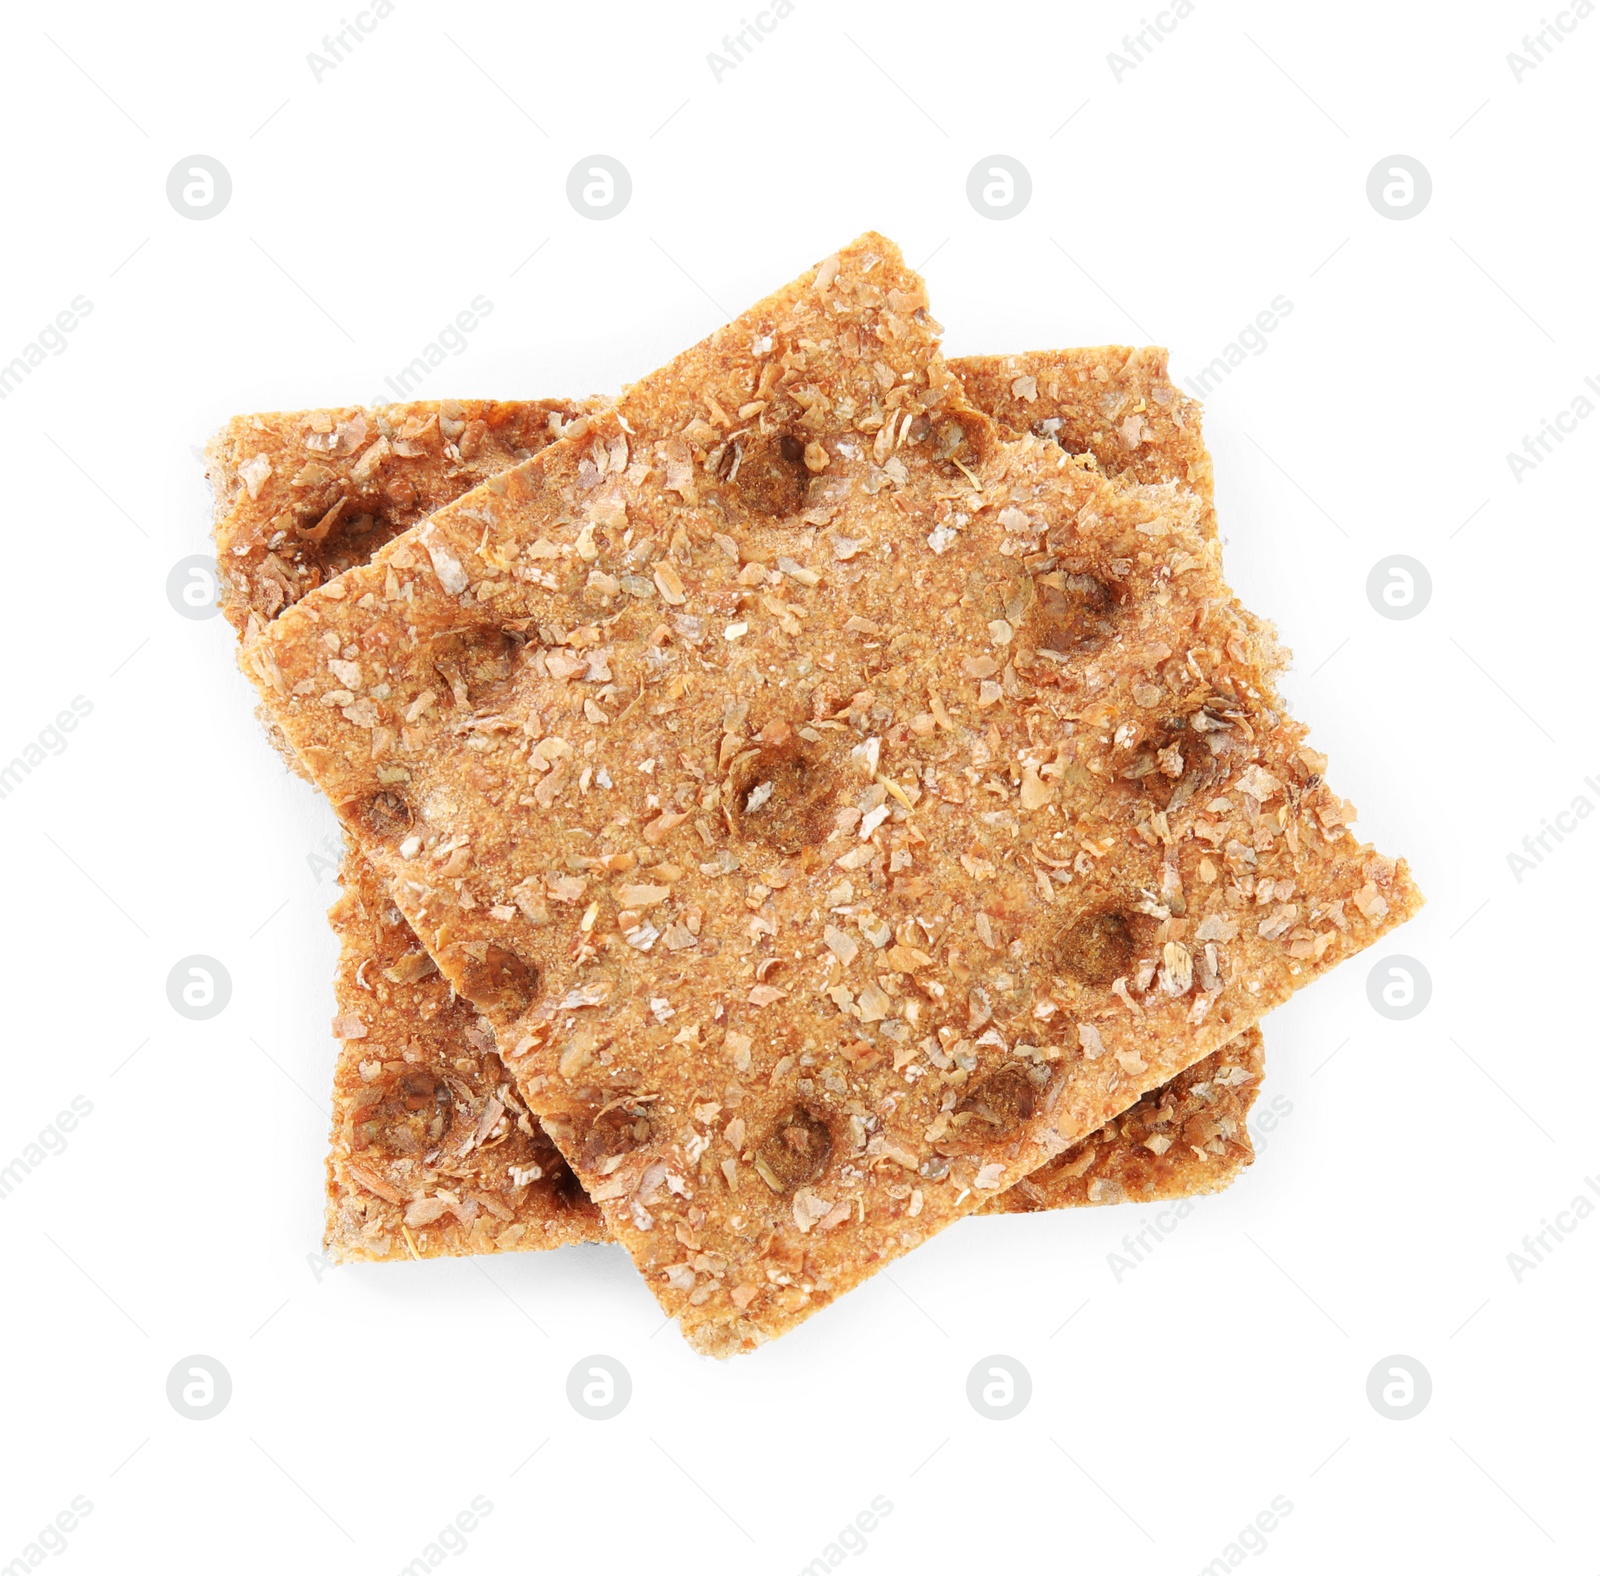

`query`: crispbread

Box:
[242,234,1420,1353]
[951,347,1214,532]
[207,398,595,640]
[953,351,1263,1215]
[215,376,1260,1267]
[952,349,1259,1217]
[988,1025,1263,1213]
[326,849,603,1259]
[210,396,611,1264]
[330,835,1256,1254]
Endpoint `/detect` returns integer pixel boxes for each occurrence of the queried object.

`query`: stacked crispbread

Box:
[207,235,1417,1349]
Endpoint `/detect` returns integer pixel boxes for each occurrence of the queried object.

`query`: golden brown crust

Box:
[241,236,1419,1351]
[326,850,603,1259]
[207,398,596,640]
[222,370,1260,1265]
[209,397,607,1263]
[986,1024,1263,1212]
[951,347,1214,530]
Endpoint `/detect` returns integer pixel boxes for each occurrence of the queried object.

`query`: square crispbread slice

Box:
[243,233,1420,1354]
[207,397,597,641]
[326,849,603,1259]
[215,386,1258,1269]
[987,1024,1263,1213]
[216,385,1262,1257]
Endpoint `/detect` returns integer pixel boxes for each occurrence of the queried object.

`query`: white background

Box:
[1,1,1592,1571]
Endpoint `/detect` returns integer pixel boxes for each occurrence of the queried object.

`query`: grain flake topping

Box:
[213,359,1269,1270]
[245,234,1421,1355]
[955,344,1216,541]
[325,850,603,1261]
[209,397,609,1265]
[206,397,597,640]
[991,1024,1265,1211]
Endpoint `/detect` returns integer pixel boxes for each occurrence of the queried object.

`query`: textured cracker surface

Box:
[326,853,603,1259]
[990,1024,1263,1212]
[243,235,1420,1353]
[952,348,1214,534]
[207,398,593,640]
[216,367,1259,1264]
[211,398,606,1259]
